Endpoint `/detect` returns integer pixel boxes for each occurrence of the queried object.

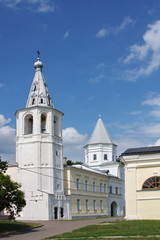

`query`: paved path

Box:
[0,217,124,240]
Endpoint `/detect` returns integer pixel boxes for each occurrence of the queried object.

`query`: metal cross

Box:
[37,50,40,58]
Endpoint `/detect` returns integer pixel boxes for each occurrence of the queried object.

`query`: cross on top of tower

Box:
[37,50,40,59]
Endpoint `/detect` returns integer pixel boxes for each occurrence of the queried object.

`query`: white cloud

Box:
[96,16,134,39]
[96,28,108,38]
[63,127,88,162]
[142,92,160,106]
[0,0,55,13]
[142,92,160,119]
[149,109,160,119]
[115,16,135,34]
[88,74,104,84]
[123,20,160,80]
[141,123,160,137]
[64,29,70,39]
[0,114,11,126]
[63,127,88,145]
[129,111,141,116]
[0,114,16,163]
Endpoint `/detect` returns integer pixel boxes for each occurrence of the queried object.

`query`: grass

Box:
[0,220,41,235]
[46,220,160,239]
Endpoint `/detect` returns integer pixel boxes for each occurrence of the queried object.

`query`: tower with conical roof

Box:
[16,55,70,220]
[84,116,123,178]
[84,115,117,165]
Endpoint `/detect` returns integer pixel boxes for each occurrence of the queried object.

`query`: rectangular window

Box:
[86,199,89,211]
[104,154,108,160]
[85,180,88,191]
[93,154,97,160]
[93,181,96,192]
[116,187,118,194]
[76,178,80,190]
[100,183,102,193]
[100,200,103,210]
[93,200,96,210]
[104,184,106,193]
[77,199,80,211]
[109,186,112,193]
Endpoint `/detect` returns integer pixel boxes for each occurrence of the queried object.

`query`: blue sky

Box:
[1,0,160,163]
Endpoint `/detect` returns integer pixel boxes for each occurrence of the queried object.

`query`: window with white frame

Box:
[100,200,103,210]
[76,178,80,190]
[85,180,88,191]
[86,199,89,211]
[104,154,108,160]
[93,154,97,160]
[109,186,112,193]
[104,184,106,193]
[77,199,80,211]
[93,200,96,210]
[93,181,96,192]
[116,187,118,194]
[100,183,103,193]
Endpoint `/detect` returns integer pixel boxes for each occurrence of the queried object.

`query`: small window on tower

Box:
[104,154,108,160]
[40,98,43,104]
[41,114,47,133]
[32,98,35,105]
[93,154,97,160]
[33,85,37,91]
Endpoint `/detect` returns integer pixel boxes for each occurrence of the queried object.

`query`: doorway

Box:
[54,207,58,219]
[111,201,117,217]
[60,208,64,218]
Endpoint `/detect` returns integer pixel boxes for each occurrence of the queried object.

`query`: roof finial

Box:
[37,50,40,59]
[98,114,101,118]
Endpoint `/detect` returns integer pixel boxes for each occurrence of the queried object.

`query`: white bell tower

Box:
[16,55,70,220]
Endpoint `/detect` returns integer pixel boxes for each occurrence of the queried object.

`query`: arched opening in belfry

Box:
[41,113,47,133]
[54,115,59,136]
[24,114,33,134]
[111,201,117,217]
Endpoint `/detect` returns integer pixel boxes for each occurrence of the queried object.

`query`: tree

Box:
[0,159,26,220]
[66,159,83,166]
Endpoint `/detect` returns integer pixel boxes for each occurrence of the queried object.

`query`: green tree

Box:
[66,159,83,166]
[0,159,26,220]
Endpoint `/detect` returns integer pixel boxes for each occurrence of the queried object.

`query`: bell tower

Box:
[16,55,70,220]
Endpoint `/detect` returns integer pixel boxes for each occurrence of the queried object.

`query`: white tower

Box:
[84,116,123,178]
[16,56,70,220]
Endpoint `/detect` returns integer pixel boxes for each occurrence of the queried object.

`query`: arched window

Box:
[24,114,33,134]
[41,113,47,133]
[142,176,160,190]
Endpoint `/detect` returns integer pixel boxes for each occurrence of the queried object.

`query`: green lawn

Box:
[46,220,160,239]
[0,220,41,235]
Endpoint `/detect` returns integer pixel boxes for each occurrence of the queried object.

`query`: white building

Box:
[5,56,124,220]
[16,57,70,220]
[84,116,124,217]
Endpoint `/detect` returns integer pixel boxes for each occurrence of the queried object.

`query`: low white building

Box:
[83,116,124,217]
[122,146,160,220]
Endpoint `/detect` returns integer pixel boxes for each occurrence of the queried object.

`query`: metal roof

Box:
[122,146,160,156]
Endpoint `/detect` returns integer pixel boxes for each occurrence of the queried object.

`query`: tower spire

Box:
[26,53,53,108]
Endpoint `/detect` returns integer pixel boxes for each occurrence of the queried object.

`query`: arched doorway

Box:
[111,201,117,217]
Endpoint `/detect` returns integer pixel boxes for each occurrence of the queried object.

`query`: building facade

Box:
[4,56,124,220]
[122,146,160,220]
[84,116,125,216]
